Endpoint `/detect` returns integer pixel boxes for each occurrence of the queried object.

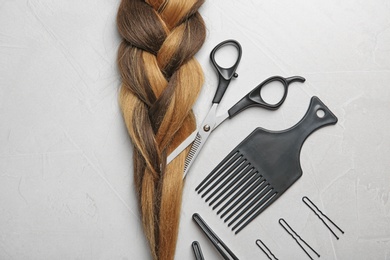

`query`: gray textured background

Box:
[1,0,389,259]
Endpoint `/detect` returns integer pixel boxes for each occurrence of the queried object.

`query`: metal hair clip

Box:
[192,241,205,260]
[255,239,278,260]
[302,196,345,239]
[279,218,320,260]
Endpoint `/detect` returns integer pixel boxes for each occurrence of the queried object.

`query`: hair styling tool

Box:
[302,196,345,239]
[193,213,239,260]
[167,39,305,178]
[279,218,320,260]
[255,239,278,260]
[196,96,338,234]
[192,241,205,260]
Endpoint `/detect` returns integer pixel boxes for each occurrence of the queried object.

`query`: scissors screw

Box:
[233,73,238,78]
[203,125,211,132]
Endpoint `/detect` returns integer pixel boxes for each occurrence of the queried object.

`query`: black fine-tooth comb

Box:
[196,96,338,234]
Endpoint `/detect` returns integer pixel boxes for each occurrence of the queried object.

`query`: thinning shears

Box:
[167,39,305,178]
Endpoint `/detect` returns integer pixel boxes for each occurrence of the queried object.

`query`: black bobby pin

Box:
[279,218,320,260]
[192,241,205,260]
[255,239,278,260]
[302,196,345,239]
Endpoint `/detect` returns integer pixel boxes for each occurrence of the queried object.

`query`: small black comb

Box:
[196,96,338,234]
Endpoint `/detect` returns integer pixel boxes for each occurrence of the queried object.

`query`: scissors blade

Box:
[182,104,217,178]
[214,112,229,129]
[167,108,227,165]
[167,130,197,164]
[183,127,211,178]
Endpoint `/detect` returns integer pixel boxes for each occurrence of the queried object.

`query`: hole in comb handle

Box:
[316,109,325,118]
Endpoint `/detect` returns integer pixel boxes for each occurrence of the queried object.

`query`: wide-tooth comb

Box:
[196,97,338,234]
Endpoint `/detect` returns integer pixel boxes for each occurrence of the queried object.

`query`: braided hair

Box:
[117,0,206,259]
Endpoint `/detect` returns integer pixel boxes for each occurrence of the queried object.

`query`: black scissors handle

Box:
[228,75,306,118]
[210,39,242,104]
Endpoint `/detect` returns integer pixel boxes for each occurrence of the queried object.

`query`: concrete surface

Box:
[1,0,389,259]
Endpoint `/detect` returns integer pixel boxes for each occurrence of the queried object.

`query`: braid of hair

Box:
[117,0,206,259]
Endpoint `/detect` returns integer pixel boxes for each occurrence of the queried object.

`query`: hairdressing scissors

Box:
[167,39,305,178]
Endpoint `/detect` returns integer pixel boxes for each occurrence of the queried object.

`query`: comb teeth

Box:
[196,150,279,234]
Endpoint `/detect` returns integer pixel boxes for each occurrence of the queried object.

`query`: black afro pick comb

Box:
[196,96,338,234]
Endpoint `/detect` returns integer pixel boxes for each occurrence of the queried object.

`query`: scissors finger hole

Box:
[213,44,240,69]
[259,80,285,105]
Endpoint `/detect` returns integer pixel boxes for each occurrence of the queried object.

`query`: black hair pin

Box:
[279,218,320,260]
[255,239,278,260]
[192,241,205,260]
[302,196,344,240]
